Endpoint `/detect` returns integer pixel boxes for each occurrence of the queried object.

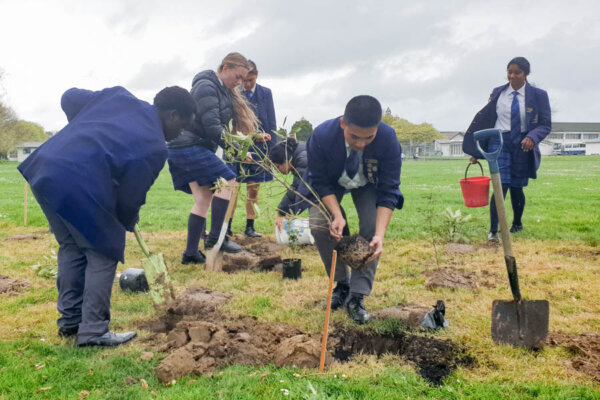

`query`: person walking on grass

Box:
[167,52,258,264]
[306,95,404,324]
[463,57,551,242]
[227,59,278,238]
[18,86,195,347]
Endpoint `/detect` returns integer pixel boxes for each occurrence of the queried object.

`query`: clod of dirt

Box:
[423,268,477,290]
[154,318,309,384]
[335,235,375,270]
[222,236,284,272]
[139,287,232,333]
[548,332,600,382]
[373,302,432,330]
[444,243,476,254]
[0,275,30,295]
[331,326,473,385]
[274,334,332,368]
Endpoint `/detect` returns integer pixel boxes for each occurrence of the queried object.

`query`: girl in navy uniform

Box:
[167,53,258,263]
[463,57,551,241]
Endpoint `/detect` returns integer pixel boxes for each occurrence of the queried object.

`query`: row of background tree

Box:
[289,107,444,144]
[0,71,50,159]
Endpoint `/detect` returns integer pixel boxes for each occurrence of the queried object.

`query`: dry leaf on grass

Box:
[76,390,90,400]
[35,387,51,394]
[140,378,148,389]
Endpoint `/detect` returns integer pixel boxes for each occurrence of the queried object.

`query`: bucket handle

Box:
[464,161,485,180]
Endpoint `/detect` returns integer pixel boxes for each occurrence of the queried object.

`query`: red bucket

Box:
[460,162,491,208]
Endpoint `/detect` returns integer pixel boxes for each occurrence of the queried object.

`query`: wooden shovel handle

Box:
[320,250,337,372]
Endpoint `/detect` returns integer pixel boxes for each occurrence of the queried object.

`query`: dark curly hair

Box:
[270,138,298,165]
[153,86,195,119]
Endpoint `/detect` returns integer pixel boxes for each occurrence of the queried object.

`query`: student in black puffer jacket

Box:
[167,52,258,264]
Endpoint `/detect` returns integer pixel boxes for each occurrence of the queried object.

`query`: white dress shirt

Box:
[338,142,368,190]
[494,84,526,132]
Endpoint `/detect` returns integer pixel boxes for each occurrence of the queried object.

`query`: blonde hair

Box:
[218,52,258,134]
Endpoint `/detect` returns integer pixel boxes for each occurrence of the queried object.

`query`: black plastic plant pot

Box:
[282,258,302,280]
[119,268,149,293]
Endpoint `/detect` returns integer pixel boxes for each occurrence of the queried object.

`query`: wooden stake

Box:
[24,181,28,226]
[319,249,337,372]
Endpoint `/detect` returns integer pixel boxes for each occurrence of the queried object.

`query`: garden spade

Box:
[133,224,175,305]
[206,185,241,272]
[474,128,549,350]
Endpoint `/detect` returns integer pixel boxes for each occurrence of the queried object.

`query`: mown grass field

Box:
[0,156,599,399]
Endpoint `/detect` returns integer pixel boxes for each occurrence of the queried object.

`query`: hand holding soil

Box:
[335,235,376,270]
[366,235,383,262]
[330,216,346,240]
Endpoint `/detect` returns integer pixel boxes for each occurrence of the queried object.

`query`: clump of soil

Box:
[423,268,478,290]
[331,325,473,385]
[335,235,375,270]
[372,302,433,330]
[0,275,30,295]
[221,236,284,273]
[152,318,327,383]
[548,332,600,382]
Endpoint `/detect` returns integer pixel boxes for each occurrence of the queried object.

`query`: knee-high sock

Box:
[209,197,229,241]
[490,184,510,233]
[510,187,526,226]
[185,214,206,255]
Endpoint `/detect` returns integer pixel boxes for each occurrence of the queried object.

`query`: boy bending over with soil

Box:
[307,95,403,324]
[18,86,194,347]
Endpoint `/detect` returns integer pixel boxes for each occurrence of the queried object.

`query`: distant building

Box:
[585,139,600,155]
[546,122,600,155]
[434,131,465,156]
[8,142,43,162]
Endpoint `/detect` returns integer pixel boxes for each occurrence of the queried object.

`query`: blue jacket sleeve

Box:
[526,88,552,144]
[374,133,402,210]
[306,129,338,199]
[114,149,167,231]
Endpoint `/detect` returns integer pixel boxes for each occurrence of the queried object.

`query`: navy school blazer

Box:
[306,117,404,210]
[462,82,552,179]
[18,87,168,262]
[247,83,278,151]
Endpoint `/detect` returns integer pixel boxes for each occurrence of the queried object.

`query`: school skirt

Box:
[167,145,236,194]
[488,136,529,188]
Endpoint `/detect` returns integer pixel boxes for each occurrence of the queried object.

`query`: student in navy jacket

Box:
[18,86,195,346]
[232,59,278,238]
[463,57,551,241]
[307,95,403,324]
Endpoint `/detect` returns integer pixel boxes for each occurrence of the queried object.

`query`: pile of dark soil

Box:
[0,275,30,295]
[221,235,284,273]
[548,332,600,382]
[423,268,478,290]
[142,287,474,385]
[331,325,474,385]
[335,235,375,270]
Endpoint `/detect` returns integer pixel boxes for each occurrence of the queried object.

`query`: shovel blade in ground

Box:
[491,299,549,349]
[140,252,174,305]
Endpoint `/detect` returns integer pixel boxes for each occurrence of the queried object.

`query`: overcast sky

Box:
[1,0,599,133]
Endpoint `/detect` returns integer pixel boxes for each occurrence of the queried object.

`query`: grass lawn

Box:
[0,156,599,399]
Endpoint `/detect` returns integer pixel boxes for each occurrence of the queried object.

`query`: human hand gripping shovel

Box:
[133,224,175,305]
[474,128,549,349]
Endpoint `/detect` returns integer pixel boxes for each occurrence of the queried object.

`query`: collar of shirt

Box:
[338,142,367,190]
[246,86,256,96]
[217,75,225,87]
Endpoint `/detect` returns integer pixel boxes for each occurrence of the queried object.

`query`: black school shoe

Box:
[509,224,523,233]
[346,295,371,325]
[58,326,78,338]
[324,283,350,310]
[204,236,242,253]
[181,250,206,264]
[76,331,137,347]
[244,227,262,238]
